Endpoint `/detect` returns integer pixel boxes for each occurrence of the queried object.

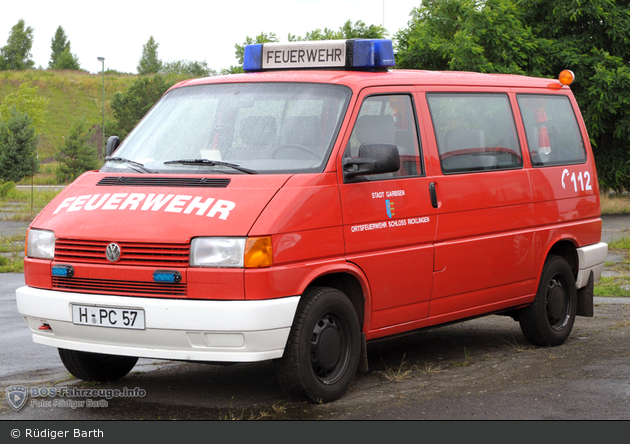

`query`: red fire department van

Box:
[17,39,607,403]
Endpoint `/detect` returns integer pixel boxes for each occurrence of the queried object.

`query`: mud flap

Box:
[358,332,369,373]
[576,271,594,317]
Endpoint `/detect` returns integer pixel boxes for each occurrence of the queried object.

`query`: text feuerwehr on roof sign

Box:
[262,41,347,70]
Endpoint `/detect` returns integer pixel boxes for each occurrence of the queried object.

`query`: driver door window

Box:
[344,94,423,178]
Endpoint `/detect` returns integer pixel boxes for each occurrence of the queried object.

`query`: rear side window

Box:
[427,93,522,174]
[517,94,586,167]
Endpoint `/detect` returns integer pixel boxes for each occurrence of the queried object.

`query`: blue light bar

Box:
[52,264,74,278]
[243,39,395,72]
[243,43,263,72]
[153,270,182,284]
[352,39,395,69]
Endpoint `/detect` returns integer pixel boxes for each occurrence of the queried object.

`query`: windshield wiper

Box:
[163,159,257,174]
[105,156,154,173]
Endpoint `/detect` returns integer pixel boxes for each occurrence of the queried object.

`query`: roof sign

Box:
[243,39,395,72]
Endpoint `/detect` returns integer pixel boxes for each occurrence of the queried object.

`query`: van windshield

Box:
[101,83,351,175]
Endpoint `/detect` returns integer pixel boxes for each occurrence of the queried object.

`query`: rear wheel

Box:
[276,287,361,403]
[519,255,577,346]
[58,348,138,382]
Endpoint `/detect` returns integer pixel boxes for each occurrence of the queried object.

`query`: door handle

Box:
[429,182,438,209]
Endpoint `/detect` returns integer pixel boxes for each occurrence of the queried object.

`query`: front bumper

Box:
[16,286,299,362]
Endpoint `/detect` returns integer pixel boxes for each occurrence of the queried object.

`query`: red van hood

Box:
[32,172,290,243]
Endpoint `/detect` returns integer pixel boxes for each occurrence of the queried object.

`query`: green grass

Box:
[608,235,630,250]
[1,70,195,161]
[0,186,62,221]
[594,276,630,297]
[600,192,630,214]
[0,183,60,272]
[0,70,135,160]
[16,162,63,186]
[595,234,630,297]
[0,234,24,272]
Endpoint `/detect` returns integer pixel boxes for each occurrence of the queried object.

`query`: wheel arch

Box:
[545,239,578,279]
[540,238,595,317]
[307,271,367,330]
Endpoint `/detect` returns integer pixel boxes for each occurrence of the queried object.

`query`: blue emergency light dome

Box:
[243,39,395,72]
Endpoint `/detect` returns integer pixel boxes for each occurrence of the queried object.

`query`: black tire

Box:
[58,348,138,382]
[519,255,577,346]
[276,287,361,403]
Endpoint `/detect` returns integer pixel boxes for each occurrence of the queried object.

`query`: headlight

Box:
[26,229,55,260]
[190,237,246,267]
[190,236,272,268]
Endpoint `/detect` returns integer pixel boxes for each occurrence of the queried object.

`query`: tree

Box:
[234,32,279,67]
[394,0,630,191]
[161,60,217,77]
[0,19,35,70]
[55,120,99,183]
[137,36,163,75]
[395,0,544,75]
[110,74,170,138]
[518,0,630,192]
[0,108,38,182]
[49,26,68,67]
[0,82,49,131]
[49,26,80,70]
[229,20,387,74]
[288,19,387,42]
[337,19,387,39]
[54,47,81,70]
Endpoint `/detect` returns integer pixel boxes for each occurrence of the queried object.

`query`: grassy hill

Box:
[0,69,195,183]
[0,69,137,161]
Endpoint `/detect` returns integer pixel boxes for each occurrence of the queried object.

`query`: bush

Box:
[162,60,216,77]
[110,74,172,139]
[0,180,15,199]
[0,108,39,182]
[55,120,99,183]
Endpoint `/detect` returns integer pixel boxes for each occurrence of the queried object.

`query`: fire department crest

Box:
[6,385,28,411]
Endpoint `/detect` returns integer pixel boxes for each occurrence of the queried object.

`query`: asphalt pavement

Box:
[1,215,629,420]
[0,221,29,237]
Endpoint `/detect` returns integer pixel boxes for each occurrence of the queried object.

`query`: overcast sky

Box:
[0,0,420,75]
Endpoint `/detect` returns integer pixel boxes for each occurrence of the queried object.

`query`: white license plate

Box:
[72,305,145,330]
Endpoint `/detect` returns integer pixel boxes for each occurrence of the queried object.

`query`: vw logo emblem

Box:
[105,243,121,262]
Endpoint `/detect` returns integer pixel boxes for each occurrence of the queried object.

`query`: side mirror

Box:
[105,136,120,157]
[343,143,400,180]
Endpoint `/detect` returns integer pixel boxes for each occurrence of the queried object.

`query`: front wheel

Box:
[58,348,138,382]
[519,255,577,346]
[276,287,361,403]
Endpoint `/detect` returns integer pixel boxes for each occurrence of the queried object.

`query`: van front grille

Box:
[55,239,190,267]
[52,277,187,298]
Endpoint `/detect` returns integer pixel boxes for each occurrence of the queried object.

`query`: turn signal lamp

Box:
[243,39,395,72]
[244,236,273,268]
[559,70,575,86]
